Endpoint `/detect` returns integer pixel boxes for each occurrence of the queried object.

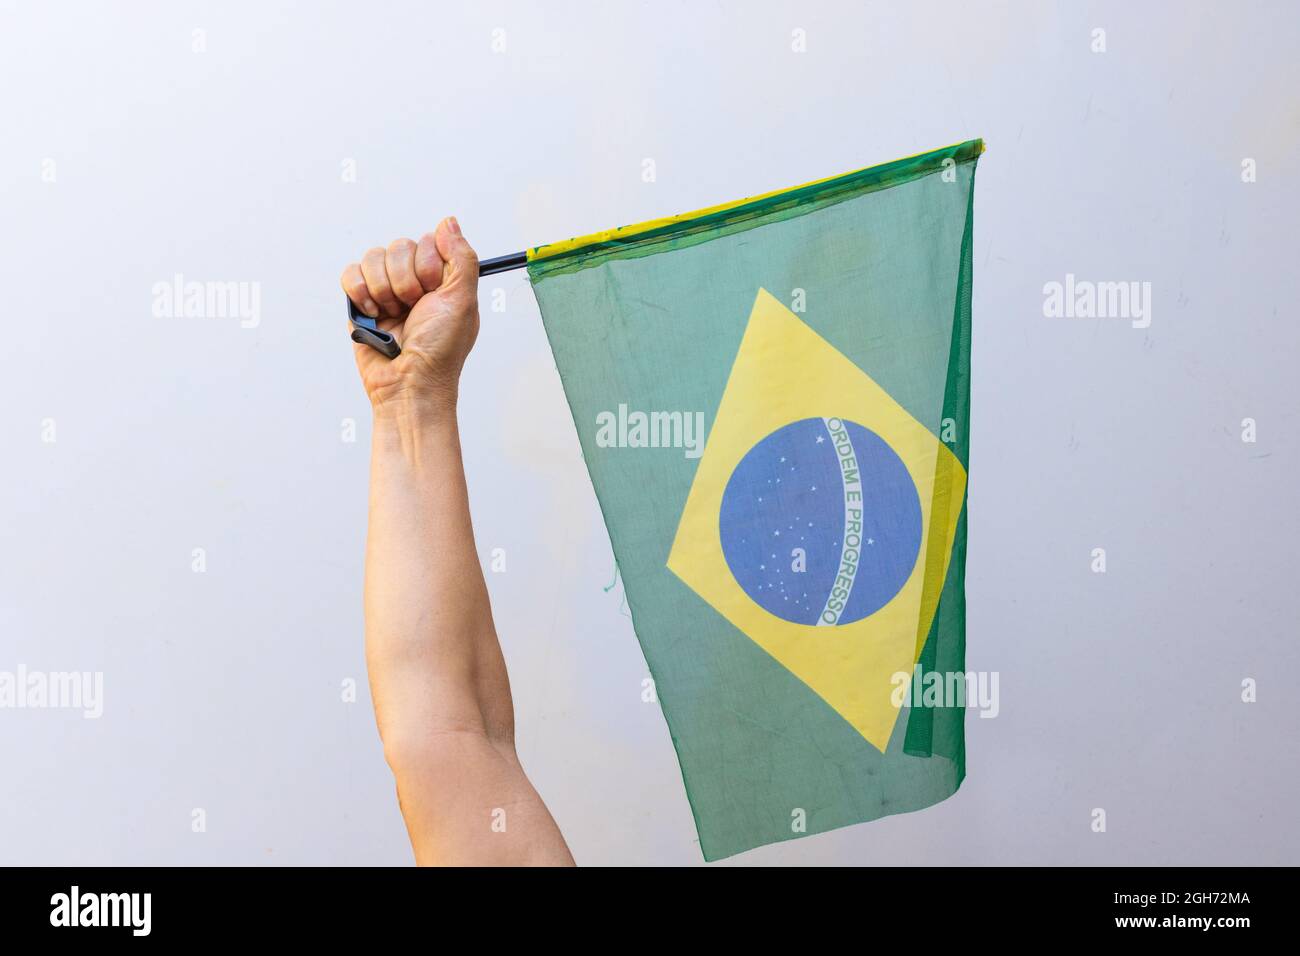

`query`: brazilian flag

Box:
[527,140,983,860]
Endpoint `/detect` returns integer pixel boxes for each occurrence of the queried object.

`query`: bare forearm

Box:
[363,400,571,864]
[363,401,514,753]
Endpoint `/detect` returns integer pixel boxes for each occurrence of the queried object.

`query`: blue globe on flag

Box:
[718,417,923,626]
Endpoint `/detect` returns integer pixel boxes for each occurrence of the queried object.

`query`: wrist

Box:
[371,390,459,434]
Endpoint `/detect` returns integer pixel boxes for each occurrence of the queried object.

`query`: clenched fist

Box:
[340,217,480,416]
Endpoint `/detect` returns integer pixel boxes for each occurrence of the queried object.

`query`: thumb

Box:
[433,216,480,302]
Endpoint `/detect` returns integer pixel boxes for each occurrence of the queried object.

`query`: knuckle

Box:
[387,237,415,255]
[415,246,444,281]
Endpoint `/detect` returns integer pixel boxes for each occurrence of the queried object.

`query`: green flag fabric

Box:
[526,139,983,860]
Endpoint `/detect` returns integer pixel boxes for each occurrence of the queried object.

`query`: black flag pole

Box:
[478,251,528,275]
[348,250,528,358]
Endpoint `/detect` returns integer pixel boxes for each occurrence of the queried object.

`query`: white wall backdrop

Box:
[0,0,1296,865]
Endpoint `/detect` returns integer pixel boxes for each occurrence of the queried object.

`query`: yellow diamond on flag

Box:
[667,289,967,750]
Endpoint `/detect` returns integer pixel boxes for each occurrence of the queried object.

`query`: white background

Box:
[0,0,1296,865]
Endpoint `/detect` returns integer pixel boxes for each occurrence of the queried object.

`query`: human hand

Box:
[340,217,480,417]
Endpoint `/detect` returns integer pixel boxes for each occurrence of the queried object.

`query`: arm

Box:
[341,218,573,866]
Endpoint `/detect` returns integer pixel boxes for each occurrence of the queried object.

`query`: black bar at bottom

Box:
[0,865,1282,940]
